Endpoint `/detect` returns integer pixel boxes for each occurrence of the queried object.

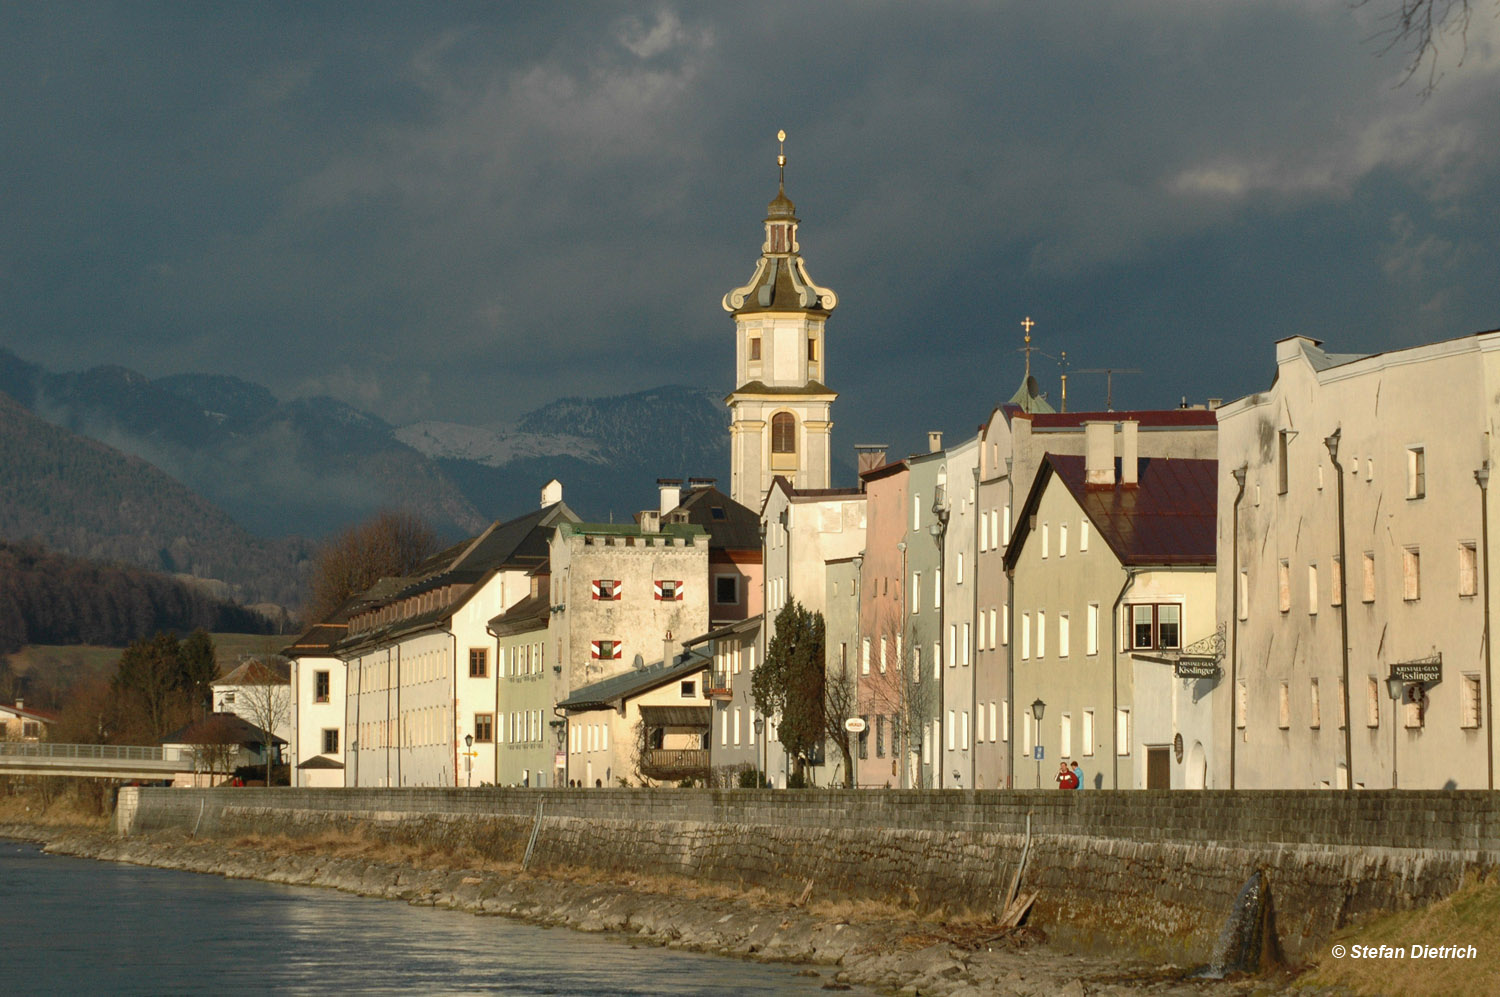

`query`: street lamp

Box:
[1031,698,1045,788]
[464,733,473,788]
[753,716,765,789]
[1385,676,1404,789]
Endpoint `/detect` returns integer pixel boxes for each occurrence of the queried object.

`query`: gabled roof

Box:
[0,701,57,723]
[297,755,345,770]
[1005,454,1217,569]
[558,649,711,713]
[161,712,286,747]
[214,657,291,687]
[666,484,761,551]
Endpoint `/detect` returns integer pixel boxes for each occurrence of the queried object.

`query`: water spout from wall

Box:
[1194,868,1282,979]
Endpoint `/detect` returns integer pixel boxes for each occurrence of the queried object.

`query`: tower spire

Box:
[777,128,786,193]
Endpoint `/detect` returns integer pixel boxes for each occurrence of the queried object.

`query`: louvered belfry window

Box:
[771,412,796,453]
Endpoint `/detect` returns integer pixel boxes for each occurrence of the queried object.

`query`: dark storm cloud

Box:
[1,2,1497,459]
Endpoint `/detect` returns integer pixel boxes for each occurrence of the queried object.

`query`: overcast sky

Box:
[2,2,1497,460]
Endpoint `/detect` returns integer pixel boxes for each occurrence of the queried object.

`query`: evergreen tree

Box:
[751,600,826,784]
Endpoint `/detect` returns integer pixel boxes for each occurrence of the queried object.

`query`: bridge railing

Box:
[0,742,187,763]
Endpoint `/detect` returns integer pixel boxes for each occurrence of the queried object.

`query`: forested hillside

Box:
[0,391,310,607]
[0,541,276,654]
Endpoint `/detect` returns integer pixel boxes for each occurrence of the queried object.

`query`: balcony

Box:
[639,748,711,781]
[706,670,732,700]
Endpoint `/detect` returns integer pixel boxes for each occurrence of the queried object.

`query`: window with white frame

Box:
[879,635,887,673]
[1310,678,1321,729]
[979,512,989,552]
[1002,699,1010,742]
[1082,709,1094,756]
[1079,520,1089,552]
[1086,603,1098,656]
[948,625,957,667]
[977,612,986,652]
[947,710,956,751]
[1060,712,1072,758]
[1003,504,1012,545]
[1236,679,1247,729]
[1116,708,1131,755]
[861,638,870,675]
[1463,675,1482,729]
[1362,552,1376,603]
[932,642,941,681]
[957,551,964,584]
[1331,557,1342,607]
[1278,682,1290,729]
[1021,613,1031,660]
[934,568,942,609]
[1041,523,1049,559]
[1278,559,1291,613]
[913,493,921,532]
[1461,542,1479,597]
[1036,611,1046,658]
[911,572,921,613]
[1366,677,1380,727]
[1002,605,1009,646]
[1307,564,1318,615]
[1403,546,1421,601]
[1407,447,1425,499]
[1128,603,1180,650]
[1058,612,1070,658]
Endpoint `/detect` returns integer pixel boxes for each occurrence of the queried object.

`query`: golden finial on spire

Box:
[1021,316,1036,379]
[777,129,787,188]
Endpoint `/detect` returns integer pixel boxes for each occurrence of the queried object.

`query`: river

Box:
[0,839,875,995]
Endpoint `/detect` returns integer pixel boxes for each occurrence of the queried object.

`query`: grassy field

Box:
[7,632,292,692]
[1295,874,1500,996]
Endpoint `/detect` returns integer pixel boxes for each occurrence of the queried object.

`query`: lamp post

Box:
[1478,461,1494,790]
[753,715,765,789]
[1385,676,1404,789]
[1325,429,1354,790]
[464,733,473,788]
[1031,698,1045,788]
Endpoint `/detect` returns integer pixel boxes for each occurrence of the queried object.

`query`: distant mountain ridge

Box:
[0,349,733,607]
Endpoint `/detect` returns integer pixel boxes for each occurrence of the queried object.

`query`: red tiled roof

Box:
[1028,409,1219,429]
[1008,454,1217,567]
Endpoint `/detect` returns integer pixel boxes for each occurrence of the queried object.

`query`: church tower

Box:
[723,132,838,510]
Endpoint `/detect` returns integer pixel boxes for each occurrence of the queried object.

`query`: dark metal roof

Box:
[1006,454,1218,569]
[296,755,345,770]
[161,713,286,747]
[666,484,761,551]
[487,589,551,635]
[558,650,711,712]
[639,705,711,728]
[726,379,836,398]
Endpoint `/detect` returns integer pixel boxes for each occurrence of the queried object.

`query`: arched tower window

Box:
[771,413,797,454]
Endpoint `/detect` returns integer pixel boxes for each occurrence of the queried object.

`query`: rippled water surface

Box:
[0,839,871,996]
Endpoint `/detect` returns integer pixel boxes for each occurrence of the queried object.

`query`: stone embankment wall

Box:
[117,787,1500,963]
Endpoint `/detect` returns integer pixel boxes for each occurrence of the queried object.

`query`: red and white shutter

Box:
[653,580,685,601]
[591,579,622,601]
[591,640,622,660]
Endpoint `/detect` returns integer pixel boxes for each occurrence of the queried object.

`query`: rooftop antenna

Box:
[1074,368,1143,412]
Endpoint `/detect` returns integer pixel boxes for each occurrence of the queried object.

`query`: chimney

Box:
[662,630,675,668]
[657,478,682,517]
[1121,420,1139,486]
[1208,398,1222,410]
[1084,422,1114,486]
[540,479,563,508]
[855,444,889,481]
[14,698,21,711]
[928,431,943,453]
[638,510,661,532]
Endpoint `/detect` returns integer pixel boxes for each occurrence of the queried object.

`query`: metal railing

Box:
[642,748,710,773]
[0,741,185,762]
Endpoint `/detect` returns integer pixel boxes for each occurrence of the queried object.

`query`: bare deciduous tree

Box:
[306,509,438,624]
[1360,0,1475,96]
[860,609,937,789]
[235,658,291,786]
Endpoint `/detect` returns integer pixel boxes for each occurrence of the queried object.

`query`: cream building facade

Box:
[1215,334,1500,790]
[724,154,838,510]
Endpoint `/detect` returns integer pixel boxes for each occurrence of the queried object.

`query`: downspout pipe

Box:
[1478,461,1493,790]
[1325,429,1354,790]
[1110,568,1138,789]
[1229,465,1247,789]
[971,464,982,789]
